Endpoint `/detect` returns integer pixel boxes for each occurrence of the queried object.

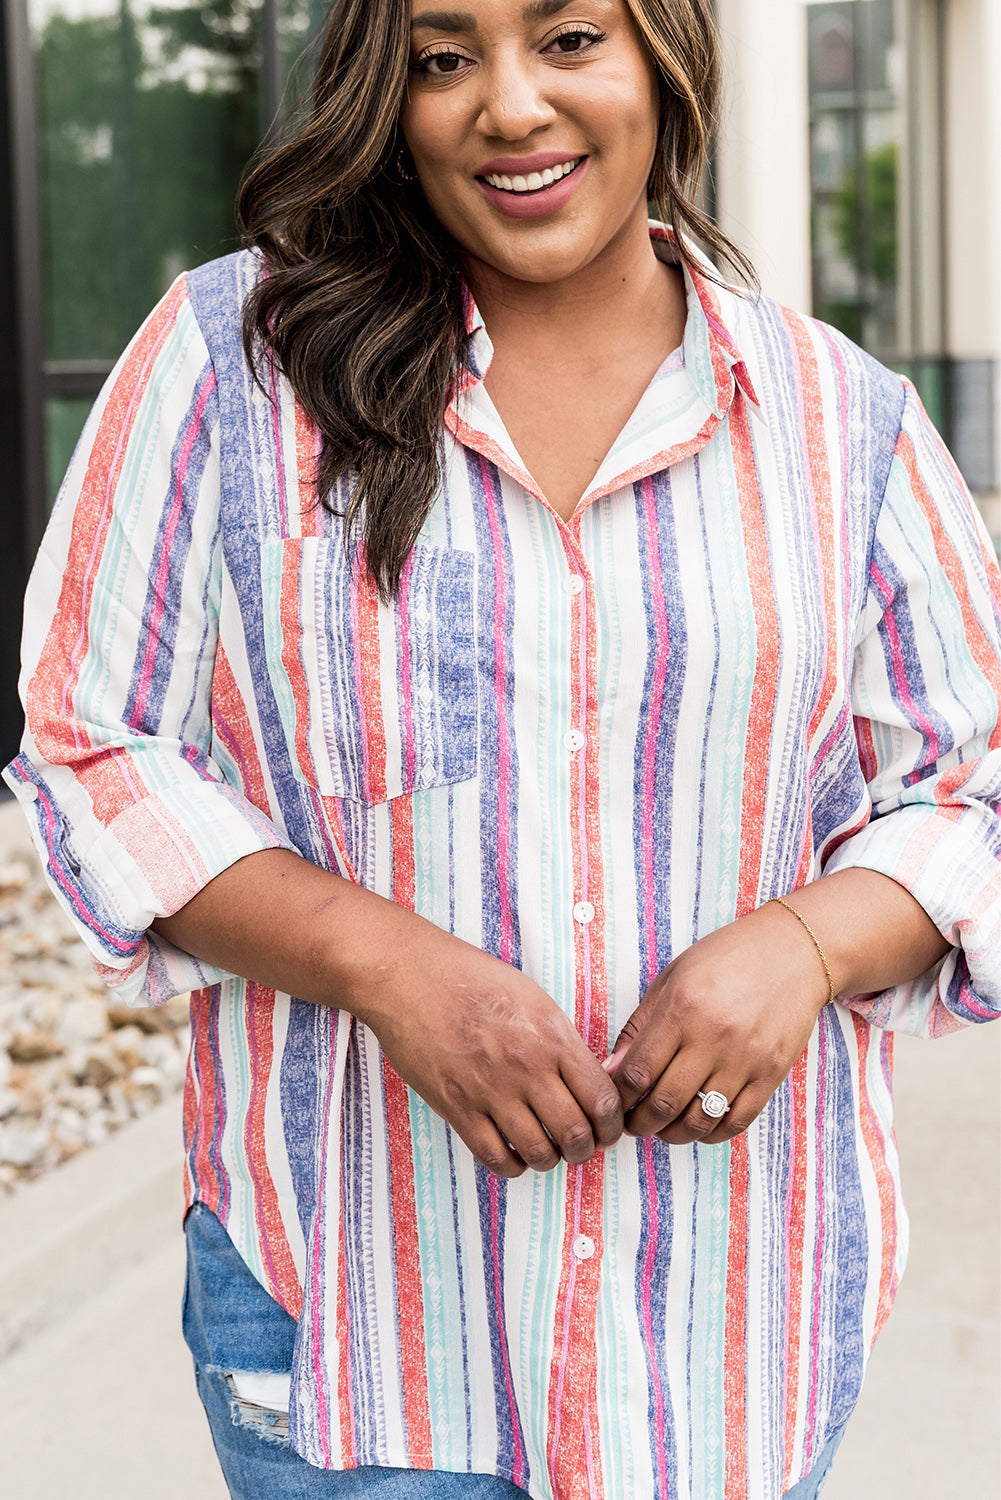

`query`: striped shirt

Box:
[6,227,1001,1500]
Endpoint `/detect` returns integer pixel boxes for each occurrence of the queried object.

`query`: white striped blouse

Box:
[6,228,1001,1499]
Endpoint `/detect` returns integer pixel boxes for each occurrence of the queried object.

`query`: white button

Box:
[573,901,595,925]
[563,730,586,754]
[564,575,584,596]
[22,786,39,802]
[572,1235,596,1261]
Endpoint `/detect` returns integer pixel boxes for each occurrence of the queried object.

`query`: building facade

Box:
[1,0,999,760]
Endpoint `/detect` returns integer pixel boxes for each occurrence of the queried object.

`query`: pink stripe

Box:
[132,372,217,726]
[639,477,671,983]
[269,359,289,534]
[489,1175,526,1485]
[479,459,515,962]
[804,1025,828,1449]
[640,1138,670,1494]
[349,575,373,804]
[871,564,941,763]
[62,314,180,733]
[308,1028,340,1462]
[583,1403,598,1495]
[397,558,417,791]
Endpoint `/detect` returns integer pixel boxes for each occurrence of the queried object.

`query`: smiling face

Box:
[398,0,662,295]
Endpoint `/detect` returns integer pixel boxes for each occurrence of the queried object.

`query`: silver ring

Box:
[697,1089,731,1120]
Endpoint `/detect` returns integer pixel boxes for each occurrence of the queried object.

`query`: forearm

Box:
[763,867,950,1000]
[152,847,623,1175]
[151,847,444,1026]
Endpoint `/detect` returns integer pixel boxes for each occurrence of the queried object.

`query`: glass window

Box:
[32,0,270,365]
[807,0,903,354]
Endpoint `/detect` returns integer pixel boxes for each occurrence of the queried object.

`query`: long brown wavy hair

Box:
[238,0,755,598]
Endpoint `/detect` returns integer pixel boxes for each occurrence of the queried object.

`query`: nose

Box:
[476,57,558,141]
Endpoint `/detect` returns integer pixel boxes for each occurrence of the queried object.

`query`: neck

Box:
[464,222,686,370]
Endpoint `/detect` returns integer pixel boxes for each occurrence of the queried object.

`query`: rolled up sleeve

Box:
[824,381,1001,1035]
[3,277,293,1005]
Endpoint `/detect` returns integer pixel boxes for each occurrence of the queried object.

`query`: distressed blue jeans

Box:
[183,1202,842,1499]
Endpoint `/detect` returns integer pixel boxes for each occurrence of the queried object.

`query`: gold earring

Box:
[395,148,416,183]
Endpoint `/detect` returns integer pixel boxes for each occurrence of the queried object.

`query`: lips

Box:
[474,154,588,220]
[480,157,583,195]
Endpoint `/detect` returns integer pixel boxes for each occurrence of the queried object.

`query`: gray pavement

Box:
[0,798,998,1497]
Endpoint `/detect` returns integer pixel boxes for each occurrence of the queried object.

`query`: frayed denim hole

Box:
[220,1372,291,1447]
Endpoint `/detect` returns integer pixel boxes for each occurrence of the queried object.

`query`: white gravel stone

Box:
[0,822,190,1194]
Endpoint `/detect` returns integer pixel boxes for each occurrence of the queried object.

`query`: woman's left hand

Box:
[605,901,832,1145]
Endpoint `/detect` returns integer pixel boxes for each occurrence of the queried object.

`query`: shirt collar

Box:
[447,222,761,516]
[458,223,759,417]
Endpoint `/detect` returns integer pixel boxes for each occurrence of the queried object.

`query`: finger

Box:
[655,1078,756,1147]
[607,1015,684,1117]
[492,1105,563,1173]
[457,1117,528,1178]
[622,1050,713,1138]
[557,1054,624,1151]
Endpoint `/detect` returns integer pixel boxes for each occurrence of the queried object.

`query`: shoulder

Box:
[720,284,907,454]
[181,248,263,354]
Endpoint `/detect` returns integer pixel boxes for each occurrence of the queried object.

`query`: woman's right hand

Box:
[350,922,624,1177]
[153,848,622,1177]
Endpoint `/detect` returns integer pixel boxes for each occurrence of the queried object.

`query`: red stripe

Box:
[189,987,224,1212]
[785,313,840,749]
[853,1016,898,1337]
[382,796,432,1459]
[26,281,189,823]
[729,401,780,914]
[354,563,388,804]
[244,983,302,1317]
[545,526,606,1498]
[210,645,271,810]
[896,430,1001,751]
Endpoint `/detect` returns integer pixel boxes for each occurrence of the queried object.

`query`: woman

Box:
[6,0,1000,1496]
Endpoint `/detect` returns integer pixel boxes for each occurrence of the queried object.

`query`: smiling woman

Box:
[6,0,1001,1498]
[239,0,751,591]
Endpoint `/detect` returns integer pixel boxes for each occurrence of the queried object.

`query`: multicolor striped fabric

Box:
[7,226,1001,1499]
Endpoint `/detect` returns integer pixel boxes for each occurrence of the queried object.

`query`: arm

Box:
[153,848,624,1177]
[609,380,1001,1144]
[606,867,948,1145]
[2,278,295,1006]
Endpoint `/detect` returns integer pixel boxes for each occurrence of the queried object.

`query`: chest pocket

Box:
[259,537,478,805]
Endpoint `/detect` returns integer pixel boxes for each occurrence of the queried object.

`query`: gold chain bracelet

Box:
[769,897,836,1006]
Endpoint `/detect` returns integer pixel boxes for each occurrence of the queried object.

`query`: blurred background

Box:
[0,0,999,769]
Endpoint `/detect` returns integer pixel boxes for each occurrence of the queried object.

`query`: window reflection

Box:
[808,0,902,354]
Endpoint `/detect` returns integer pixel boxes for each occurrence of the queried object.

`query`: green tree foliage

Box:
[832,139,898,288]
[37,0,263,361]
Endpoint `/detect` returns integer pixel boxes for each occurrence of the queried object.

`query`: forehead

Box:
[409,0,615,30]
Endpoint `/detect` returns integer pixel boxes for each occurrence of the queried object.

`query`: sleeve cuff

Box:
[823,803,1001,1035]
[3,755,297,1005]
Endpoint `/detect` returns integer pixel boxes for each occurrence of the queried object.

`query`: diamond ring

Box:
[696,1089,731,1120]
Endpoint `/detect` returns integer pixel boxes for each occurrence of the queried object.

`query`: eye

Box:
[412,46,472,78]
[544,26,606,56]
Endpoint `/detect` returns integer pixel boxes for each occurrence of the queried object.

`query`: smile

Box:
[480,158,583,194]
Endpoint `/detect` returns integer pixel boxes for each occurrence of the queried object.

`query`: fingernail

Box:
[602,1048,626,1076]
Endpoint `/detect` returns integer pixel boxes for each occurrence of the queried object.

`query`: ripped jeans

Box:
[183,1202,841,1499]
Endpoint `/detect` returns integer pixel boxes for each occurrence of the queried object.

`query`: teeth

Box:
[483,158,579,193]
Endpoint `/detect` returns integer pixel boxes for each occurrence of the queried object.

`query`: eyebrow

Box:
[410,0,575,31]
